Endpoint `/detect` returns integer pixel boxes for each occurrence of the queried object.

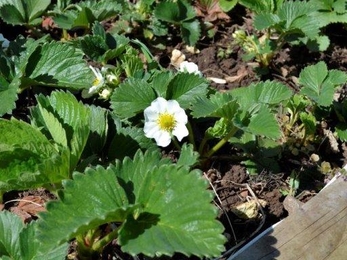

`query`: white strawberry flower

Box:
[82,66,105,98]
[144,97,189,147]
[178,61,202,76]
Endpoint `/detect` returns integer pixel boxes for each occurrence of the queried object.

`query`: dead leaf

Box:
[17,195,46,215]
[207,77,227,84]
[231,199,267,219]
[195,0,230,22]
[171,49,186,68]
[10,207,32,223]
[225,66,249,83]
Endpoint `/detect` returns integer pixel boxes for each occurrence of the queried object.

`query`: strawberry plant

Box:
[1,0,347,258]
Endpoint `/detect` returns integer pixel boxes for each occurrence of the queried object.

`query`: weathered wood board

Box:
[228,176,347,260]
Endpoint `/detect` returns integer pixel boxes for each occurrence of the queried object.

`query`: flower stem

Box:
[205,126,238,158]
[92,227,120,252]
[172,136,182,150]
[186,121,196,150]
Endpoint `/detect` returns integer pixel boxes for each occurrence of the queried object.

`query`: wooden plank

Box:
[229,176,347,260]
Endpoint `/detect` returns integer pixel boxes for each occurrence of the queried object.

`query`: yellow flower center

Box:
[157,112,176,132]
[93,77,101,86]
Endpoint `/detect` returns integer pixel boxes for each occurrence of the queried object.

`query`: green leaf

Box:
[206,117,235,139]
[84,105,108,155]
[219,0,238,12]
[79,35,108,62]
[0,4,25,25]
[246,106,281,139]
[0,0,50,25]
[166,73,209,109]
[0,75,18,117]
[38,107,68,148]
[191,92,239,118]
[306,35,330,52]
[326,69,347,85]
[239,0,278,13]
[0,211,23,259]
[26,42,94,89]
[110,78,156,118]
[300,112,316,136]
[336,123,347,141]
[299,61,333,107]
[254,13,281,30]
[0,118,69,194]
[176,143,199,168]
[150,71,174,97]
[0,211,69,260]
[0,118,56,153]
[277,1,315,30]
[108,126,158,161]
[38,150,225,257]
[231,80,293,110]
[115,152,226,257]
[181,19,201,46]
[33,91,91,171]
[37,166,138,251]
[154,0,196,23]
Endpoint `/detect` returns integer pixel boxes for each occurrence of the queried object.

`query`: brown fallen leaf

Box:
[231,199,267,219]
[195,0,230,22]
[170,49,186,68]
[17,195,46,215]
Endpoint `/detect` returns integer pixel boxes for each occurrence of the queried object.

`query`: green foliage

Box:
[25,41,94,89]
[298,61,347,107]
[111,71,209,118]
[0,0,50,26]
[37,150,225,258]
[236,0,347,71]
[77,22,130,63]
[154,0,201,46]
[51,0,122,30]
[31,91,91,172]
[219,0,238,12]
[333,99,347,141]
[0,75,17,116]
[0,118,68,196]
[239,0,283,13]
[0,39,93,116]
[0,211,68,260]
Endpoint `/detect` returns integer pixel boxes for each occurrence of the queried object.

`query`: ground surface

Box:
[2,5,347,260]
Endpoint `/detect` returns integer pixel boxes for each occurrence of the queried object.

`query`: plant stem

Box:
[172,136,182,150]
[204,126,238,158]
[198,135,209,155]
[92,227,120,252]
[186,121,196,150]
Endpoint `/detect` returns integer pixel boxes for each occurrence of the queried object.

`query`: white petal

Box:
[151,97,168,113]
[144,107,159,122]
[179,61,202,76]
[144,122,160,138]
[173,108,188,124]
[172,124,189,141]
[154,131,172,147]
[166,99,181,112]
[88,85,99,94]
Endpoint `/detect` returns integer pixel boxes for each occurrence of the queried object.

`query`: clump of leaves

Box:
[154,0,201,46]
[233,0,347,71]
[36,148,225,258]
[0,38,93,116]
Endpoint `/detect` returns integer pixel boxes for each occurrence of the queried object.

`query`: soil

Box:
[2,4,347,260]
